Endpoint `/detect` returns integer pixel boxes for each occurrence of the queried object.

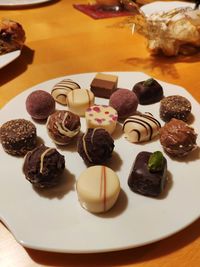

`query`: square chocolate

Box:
[90,73,118,99]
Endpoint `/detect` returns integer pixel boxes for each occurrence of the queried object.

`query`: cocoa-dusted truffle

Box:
[47,110,81,145]
[77,128,114,165]
[26,90,55,120]
[160,95,191,122]
[109,89,138,119]
[128,151,167,197]
[23,144,65,188]
[159,118,197,157]
[0,119,37,156]
[132,78,163,105]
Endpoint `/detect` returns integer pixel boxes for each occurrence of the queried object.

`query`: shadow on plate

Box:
[0,0,60,10]
[26,217,200,266]
[0,46,34,86]
[33,168,76,199]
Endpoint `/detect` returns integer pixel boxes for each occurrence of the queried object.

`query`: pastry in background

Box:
[26,90,55,120]
[0,18,25,55]
[47,110,81,145]
[159,118,197,157]
[0,119,37,156]
[85,104,118,135]
[23,144,65,188]
[51,79,81,105]
[77,128,114,165]
[76,165,120,213]
[160,95,191,122]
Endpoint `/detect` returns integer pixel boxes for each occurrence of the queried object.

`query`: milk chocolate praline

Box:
[23,144,65,188]
[159,118,197,157]
[0,119,37,156]
[77,128,114,166]
[47,110,81,145]
[132,78,163,105]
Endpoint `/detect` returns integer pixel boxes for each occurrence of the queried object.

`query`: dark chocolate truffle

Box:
[159,118,197,157]
[128,151,167,197]
[26,90,55,120]
[109,89,138,119]
[77,128,114,165]
[160,95,191,122]
[23,144,65,188]
[132,78,163,105]
[0,119,37,156]
[47,110,81,145]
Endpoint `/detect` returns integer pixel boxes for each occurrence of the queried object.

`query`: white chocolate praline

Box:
[76,166,120,213]
[67,89,94,116]
[51,79,80,105]
[85,105,118,135]
[123,113,161,143]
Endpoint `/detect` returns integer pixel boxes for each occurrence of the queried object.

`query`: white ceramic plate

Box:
[0,72,200,253]
[0,50,21,69]
[0,0,53,6]
[141,1,195,16]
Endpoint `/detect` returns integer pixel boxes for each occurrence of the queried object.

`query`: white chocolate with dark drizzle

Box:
[76,166,120,213]
[123,113,161,143]
[51,79,80,105]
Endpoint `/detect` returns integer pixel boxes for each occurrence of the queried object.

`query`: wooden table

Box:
[0,0,200,266]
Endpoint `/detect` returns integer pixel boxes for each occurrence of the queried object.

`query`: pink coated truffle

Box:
[109,89,138,119]
[26,90,55,120]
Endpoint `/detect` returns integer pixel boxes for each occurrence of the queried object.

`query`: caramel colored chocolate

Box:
[90,73,118,98]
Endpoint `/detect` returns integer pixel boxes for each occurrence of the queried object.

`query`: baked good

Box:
[128,151,167,197]
[26,90,55,120]
[159,118,197,157]
[23,144,65,188]
[0,119,37,156]
[90,73,118,99]
[160,95,191,122]
[109,89,138,119]
[85,104,118,135]
[76,165,120,213]
[47,110,81,145]
[77,128,114,165]
[67,89,94,116]
[123,112,161,143]
[132,78,163,105]
[0,18,25,55]
[51,79,81,105]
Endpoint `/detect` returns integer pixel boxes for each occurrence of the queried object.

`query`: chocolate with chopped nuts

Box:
[0,119,37,156]
[160,95,191,122]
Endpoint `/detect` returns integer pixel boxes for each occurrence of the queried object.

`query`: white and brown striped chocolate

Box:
[51,79,80,105]
[123,113,161,143]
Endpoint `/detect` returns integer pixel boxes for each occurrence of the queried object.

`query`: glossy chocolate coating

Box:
[132,79,163,105]
[128,151,167,197]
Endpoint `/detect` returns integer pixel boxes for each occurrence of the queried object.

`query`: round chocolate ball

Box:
[77,128,114,166]
[109,89,138,119]
[23,144,65,188]
[159,118,197,157]
[47,110,81,145]
[26,90,55,120]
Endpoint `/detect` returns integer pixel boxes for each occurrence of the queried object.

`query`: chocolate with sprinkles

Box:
[0,119,37,156]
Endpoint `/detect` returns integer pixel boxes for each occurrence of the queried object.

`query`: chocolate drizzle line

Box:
[40,148,54,174]
[100,166,107,212]
[82,129,92,163]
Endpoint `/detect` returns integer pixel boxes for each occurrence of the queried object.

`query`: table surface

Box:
[0,0,200,266]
